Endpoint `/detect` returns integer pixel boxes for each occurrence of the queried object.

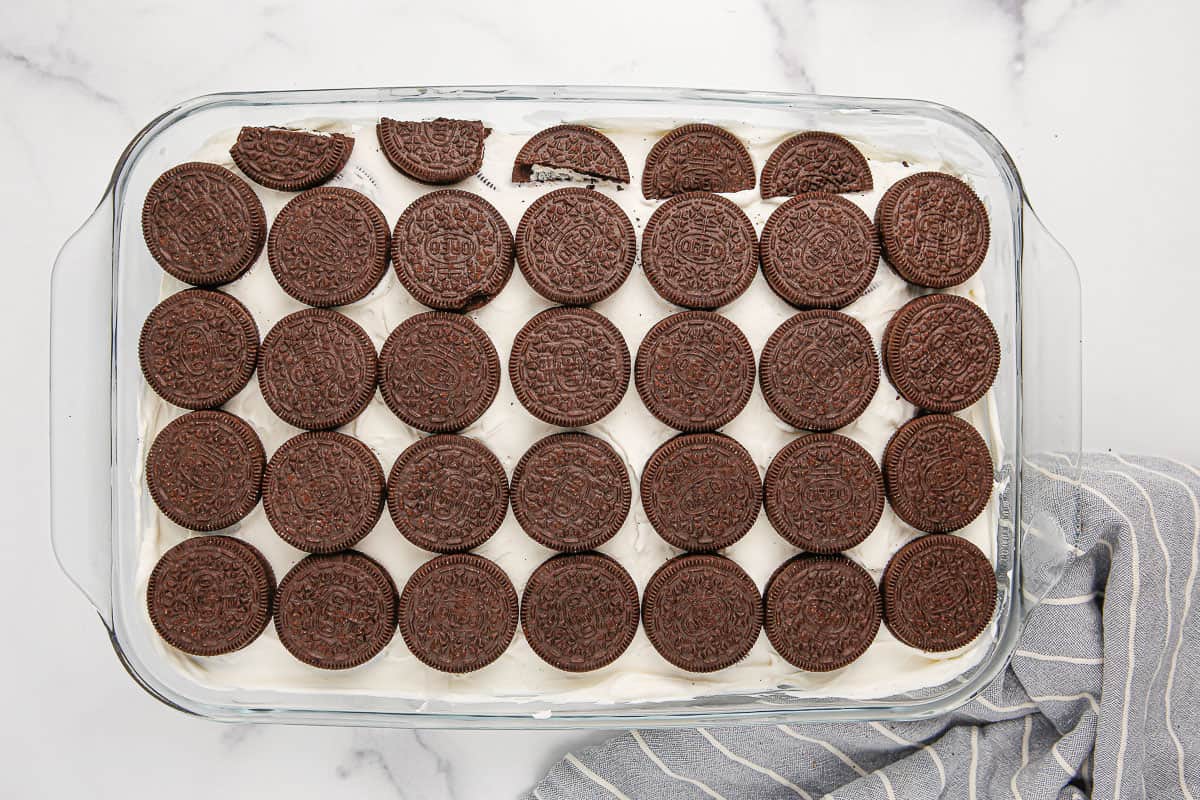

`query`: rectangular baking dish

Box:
[49,84,1082,728]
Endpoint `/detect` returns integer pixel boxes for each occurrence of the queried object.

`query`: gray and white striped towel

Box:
[529,454,1200,800]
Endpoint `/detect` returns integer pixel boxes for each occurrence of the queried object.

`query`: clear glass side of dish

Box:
[49,86,1080,728]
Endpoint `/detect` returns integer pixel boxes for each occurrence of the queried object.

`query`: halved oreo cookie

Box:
[267,187,390,307]
[642,124,756,198]
[378,312,500,433]
[146,410,265,531]
[641,192,758,309]
[391,189,514,311]
[641,433,761,551]
[511,433,631,552]
[522,553,640,672]
[515,188,635,305]
[760,311,880,431]
[883,533,996,652]
[509,307,630,428]
[142,162,266,286]
[635,311,755,432]
[258,309,377,430]
[399,553,518,673]
[263,431,385,554]
[230,126,353,192]
[643,554,762,672]
[876,172,989,288]
[147,535,274,656]
[139,289,259,410]
[883,414,993,533]
[883,294,1000,413]
[386,435,508,553]
[765,554,880,671]
[377,118,488,185]
[512,125,630,184]
[760,132,872,198]
[760,192,879,309]
[274,551,398,669]
[764,433,884,553]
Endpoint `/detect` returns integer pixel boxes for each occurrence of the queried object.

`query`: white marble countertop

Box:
[7,0,1199,797]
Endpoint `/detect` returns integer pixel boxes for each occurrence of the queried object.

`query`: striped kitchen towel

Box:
[529,454,1200,800]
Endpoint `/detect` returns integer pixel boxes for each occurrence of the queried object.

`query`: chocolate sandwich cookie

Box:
[643,554,762,672]
[512,125,630,184]
[267,187,390,307]
[642,124,756,198]
[509,307,630,427]
[391,190,514,311]
[760,132,872,198]
[883,534,996,652]
[641,192,758,309]
[399,553,518,673]
[876,172,989,288]
[377,117,489,185]
[511,433,631,552]
[764,433,884,553]
[387,435,508,553]
[515,188,635,305]
[378,312,500,433]
[274,551,398,669]
[760,192,879,309]
[142,162,266,286]
[146,410,265,531]
[263,431,385,554]
[521,552,640,672]
[764,554,880,671]
[257,309,377,430]
[641,433,761,551]
[230,126,353,191]
[760,310,879,431]
[883,293,1000,413]
[635,311,755,432]
[147,535,274,656]
[884,414,993,533]
[139,289,259,410]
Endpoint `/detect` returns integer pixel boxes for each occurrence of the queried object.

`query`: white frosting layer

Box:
[136,117,1002,707]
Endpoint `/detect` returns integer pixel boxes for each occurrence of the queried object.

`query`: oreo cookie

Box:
[642,554,762,672]
[641,192,758,309]
[258,309,377,430]
[377,118,488,185]
[521,553,640,672]
[760,311,879,431]
[387,435,508,553]
[641,433,761,551]
[378,312,500,433]
[399,553,518,673]
[883,414,993,533]
[642,124,755,198]
[876,172,989,288]
[267,187,389,307]
[883,293,1000,413]
[511,433,631,552]
[760,132,872,198]
[512,125,630,184]
[142,162,266,286]
[139,289,258,410]
[515,188,635,305]
[230,126,353,191]
[883,534,996,652]
[635,311,755,432]
[147,535,274,656]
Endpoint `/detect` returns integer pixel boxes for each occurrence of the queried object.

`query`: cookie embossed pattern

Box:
[131,110,1006,711]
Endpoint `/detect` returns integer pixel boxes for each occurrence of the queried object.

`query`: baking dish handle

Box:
[50,197,115,622]
[1018,201,1083,610]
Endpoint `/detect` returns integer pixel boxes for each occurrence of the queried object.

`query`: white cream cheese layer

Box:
[135,117,1002,707]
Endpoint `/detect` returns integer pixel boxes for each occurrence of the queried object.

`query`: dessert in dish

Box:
[134,114,1001,704]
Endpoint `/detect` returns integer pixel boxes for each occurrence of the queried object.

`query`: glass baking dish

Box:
[49,84,1081,728]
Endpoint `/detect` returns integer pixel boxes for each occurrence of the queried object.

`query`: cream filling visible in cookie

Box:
[135,116,1003,707]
